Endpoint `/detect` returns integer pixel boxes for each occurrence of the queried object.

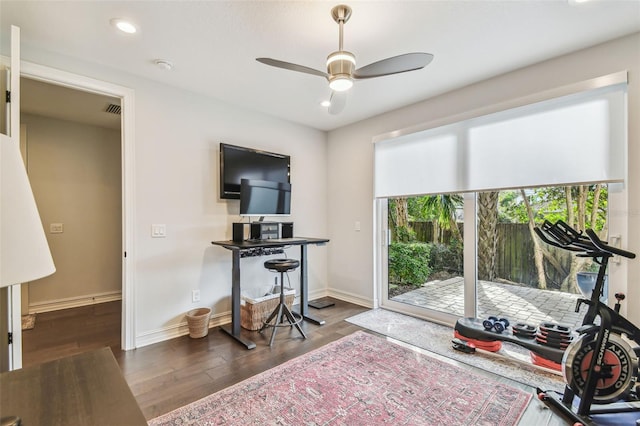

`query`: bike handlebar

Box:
[584,228,636,259]
[533,227,583,252]
[536,220,636,259]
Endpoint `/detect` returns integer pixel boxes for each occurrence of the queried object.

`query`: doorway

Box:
[20,77,123,362]
[17,60,136,355]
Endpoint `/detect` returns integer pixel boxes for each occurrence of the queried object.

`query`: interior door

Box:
[0,32,8,372]
[19,124,29,316]
[0,25,23,371]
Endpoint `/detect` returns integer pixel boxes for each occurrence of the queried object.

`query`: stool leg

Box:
[279,270,305,338]
[269,303,284,346]
[260,305,279,333]
[278,271,287,325]
[259,271,288,333]
[282,304,307,339]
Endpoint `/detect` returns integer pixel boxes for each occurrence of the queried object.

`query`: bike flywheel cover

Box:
[563,332,639,404]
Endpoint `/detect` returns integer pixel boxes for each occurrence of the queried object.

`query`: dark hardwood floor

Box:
[22,301,122,367]
[22,299,569,424]
[22,298,369,420]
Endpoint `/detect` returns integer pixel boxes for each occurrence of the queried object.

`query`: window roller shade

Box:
[374,81,627,198]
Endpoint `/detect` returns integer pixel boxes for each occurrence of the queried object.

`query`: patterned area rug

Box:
[149,331,531,426]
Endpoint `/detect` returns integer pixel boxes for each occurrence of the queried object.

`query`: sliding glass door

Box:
[379,184,613,328]
[382,194,465,322]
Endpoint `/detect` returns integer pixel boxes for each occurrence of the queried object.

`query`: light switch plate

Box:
[151,224,166,238]
[50,223,64,233]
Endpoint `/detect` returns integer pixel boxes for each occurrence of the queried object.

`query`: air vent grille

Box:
[105,103,121,115]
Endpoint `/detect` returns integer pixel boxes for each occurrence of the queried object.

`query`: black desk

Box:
[211,237,329,349]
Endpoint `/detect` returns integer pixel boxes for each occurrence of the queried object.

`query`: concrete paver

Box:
[391,277,589,328]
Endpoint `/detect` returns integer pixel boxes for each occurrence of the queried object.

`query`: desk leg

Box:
[297,244,325,326]
[220,248,256,349]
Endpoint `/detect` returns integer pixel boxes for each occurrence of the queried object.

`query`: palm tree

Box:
[477,192,499,281]
[418,194,462,243]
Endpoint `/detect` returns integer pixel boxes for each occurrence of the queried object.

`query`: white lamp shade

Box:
[1,133,55,287]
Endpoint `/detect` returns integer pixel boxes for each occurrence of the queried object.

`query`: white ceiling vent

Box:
[105,103,121,115]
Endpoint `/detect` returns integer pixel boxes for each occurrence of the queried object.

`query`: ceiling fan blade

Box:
[328,91,347,115]
[353,53,434,79]
[256,58,327,78]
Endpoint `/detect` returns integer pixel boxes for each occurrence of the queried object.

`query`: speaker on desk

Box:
[281,222,294,239]
[232,223,247,242]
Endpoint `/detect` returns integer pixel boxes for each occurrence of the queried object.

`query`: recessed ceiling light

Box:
[320,100,331,108]
[154,59,174,71]
[111,18,137,34]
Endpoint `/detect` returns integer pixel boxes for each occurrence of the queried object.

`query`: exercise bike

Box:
[534,220,640,425]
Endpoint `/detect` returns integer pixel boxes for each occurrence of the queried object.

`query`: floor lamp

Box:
[1,133,56,426]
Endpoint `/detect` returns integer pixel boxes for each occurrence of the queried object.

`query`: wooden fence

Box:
[409,221,569,289]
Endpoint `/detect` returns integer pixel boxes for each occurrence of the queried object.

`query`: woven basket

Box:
[241,291,295,331]
[186,307,212,338]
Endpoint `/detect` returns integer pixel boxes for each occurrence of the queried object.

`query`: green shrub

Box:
[428,241,463,275]
[388,242,431,286]
[395,225,417,243]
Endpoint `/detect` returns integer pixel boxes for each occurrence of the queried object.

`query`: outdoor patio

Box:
[391,277,588,329]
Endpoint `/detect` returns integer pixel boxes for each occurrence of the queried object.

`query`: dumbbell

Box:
[482,316,510,333]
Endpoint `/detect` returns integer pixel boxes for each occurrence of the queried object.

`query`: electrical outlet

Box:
[192,289,200,302]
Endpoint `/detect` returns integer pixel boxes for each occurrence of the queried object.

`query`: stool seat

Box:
[264,258,300,273]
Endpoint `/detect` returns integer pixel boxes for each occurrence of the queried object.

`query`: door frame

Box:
[17,59,136,351]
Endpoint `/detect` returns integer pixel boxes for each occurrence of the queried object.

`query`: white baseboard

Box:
[135,311,230,348]
[28,291,122,314]
[134,291,324,348]
[134,290,372,348]
[325,287,374,308]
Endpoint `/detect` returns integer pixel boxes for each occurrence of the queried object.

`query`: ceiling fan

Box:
[256,4,434,115]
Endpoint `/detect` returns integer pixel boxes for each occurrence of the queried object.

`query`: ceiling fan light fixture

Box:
[328,75,353,92]
[327,51,355,91]
[326,51,356,67]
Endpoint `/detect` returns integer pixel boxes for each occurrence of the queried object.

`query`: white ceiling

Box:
[2,1,639,132]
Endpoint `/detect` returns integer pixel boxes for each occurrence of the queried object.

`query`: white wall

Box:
[327,32,640,325]
[21,113,122,310]
[15,50,328,347]
[131,79,328,344]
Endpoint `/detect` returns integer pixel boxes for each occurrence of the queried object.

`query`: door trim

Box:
[17,59,136,350]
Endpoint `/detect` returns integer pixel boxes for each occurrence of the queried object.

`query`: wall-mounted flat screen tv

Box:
[239,179,291,217]
[220,143,290,199]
